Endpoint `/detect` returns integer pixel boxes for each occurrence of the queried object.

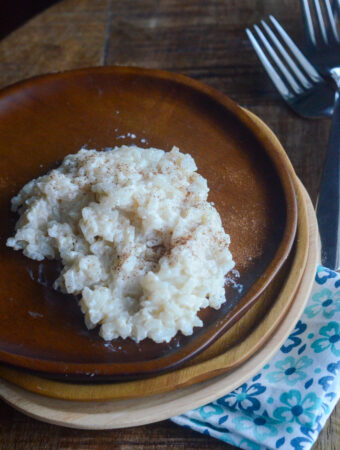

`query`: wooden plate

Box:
[0,179,318,427]
[0,171,308,399]
[0,67,297,378]
[0,106,310,399]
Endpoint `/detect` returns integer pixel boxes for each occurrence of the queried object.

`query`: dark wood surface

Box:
[0,0,338,448]
[0,0,60,40]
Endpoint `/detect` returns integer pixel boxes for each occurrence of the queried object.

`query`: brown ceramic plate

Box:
[0,67,297,379]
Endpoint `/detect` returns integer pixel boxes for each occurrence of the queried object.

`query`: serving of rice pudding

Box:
[7,145,234,343]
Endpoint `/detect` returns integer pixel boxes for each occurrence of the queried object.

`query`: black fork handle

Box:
[317,93,340,269]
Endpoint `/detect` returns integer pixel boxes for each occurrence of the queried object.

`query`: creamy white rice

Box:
[7,145,234,343]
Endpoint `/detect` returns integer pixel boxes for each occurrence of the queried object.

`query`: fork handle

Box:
[316,93,340,270]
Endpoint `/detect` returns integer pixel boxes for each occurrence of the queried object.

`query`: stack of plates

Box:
[0,68,319,428]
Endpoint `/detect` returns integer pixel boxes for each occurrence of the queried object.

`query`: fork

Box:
[246,20,335,118]
[300,0,340,270]
[246,16,340,269]
[301,0,340,73]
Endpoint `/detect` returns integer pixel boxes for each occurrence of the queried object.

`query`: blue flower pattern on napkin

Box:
[273,390,321,427]
[266,356,313,386]
[232,412,278,442]
[172,267,340,449]
[216,382,266,413]
[280,321,307,353]
[315,266,336,284]
[305,288,340,319]
[311,322,340,356]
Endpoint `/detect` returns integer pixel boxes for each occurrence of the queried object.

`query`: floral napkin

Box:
[171,266,340,449]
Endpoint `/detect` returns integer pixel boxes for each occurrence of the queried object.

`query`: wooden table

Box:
[0,0,338,448]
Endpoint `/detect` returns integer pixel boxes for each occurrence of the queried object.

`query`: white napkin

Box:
[172,266,340,450]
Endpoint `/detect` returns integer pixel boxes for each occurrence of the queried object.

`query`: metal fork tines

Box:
[299,0,340,270]
[247,11,340,269]
[301,0,340,46]
[246,17,334,118]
